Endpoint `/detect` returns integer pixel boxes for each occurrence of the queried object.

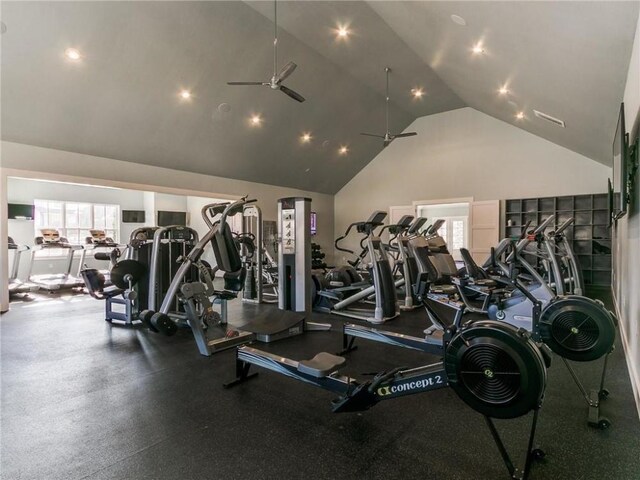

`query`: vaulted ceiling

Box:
[1,1,638,194]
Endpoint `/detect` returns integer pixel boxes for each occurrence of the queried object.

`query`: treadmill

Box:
[77,229,123,282]
[28,229,85,291]
[7,237,40,295]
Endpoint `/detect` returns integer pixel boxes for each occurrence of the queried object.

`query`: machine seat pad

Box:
[102,285,125,298]
[240,309,305,335]
[474,279,497,288]
[298,352,346,378]
[212,291,239,301]
[431,285,457,295]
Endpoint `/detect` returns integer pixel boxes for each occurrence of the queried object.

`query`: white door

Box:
[469,200,500,263]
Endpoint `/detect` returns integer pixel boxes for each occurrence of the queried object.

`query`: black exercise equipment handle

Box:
[519,220,532,240]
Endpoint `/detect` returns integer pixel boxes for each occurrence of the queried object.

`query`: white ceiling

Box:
[1,1,638,194]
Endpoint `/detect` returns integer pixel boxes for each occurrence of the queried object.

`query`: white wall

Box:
[334,107,611,257]
[0,141,335,311]
[613,10,640,418]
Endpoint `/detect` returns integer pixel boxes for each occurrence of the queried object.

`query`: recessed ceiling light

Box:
[301,132,312,143]
[411,88,425,99]
[179,90,192,100]
[472,44,484,54]
[498,86,509,95]
[339,145,349,155]
[250,114,262,126]
[450,14,466,26]
[217,102,231,113]
[516,111,525,120]
[336,25,350,38]
[64,48,81,61]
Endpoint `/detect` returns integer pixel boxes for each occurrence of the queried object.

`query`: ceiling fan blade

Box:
[393,132,418,138]
[276,61,297,83]
[279,85,305,102]
[360,133,385,138]
[227,81,269,86]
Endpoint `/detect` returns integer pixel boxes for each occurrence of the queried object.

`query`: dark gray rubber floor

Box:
[1,289,639,480]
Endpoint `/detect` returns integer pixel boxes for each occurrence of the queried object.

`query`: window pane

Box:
[34,201,48,230]
[105,229,117,242]
[48,202,64,228]
[437,223,447,242]
[93,205,105,229]
[76,204,91,228]
[79,229,92,243]
[66,203,79,228]
[452,220,465,250]
[66,229,80,244]
[105,205,118,229]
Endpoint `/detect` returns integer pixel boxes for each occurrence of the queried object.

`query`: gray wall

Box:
[334,107,611,260]
[613,10,640,418]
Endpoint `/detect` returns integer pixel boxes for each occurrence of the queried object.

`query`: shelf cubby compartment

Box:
[555,211,573,225]
[556,196,574,211]
[574,195,593,210]
[573,240,592,255]
[593,226,609,240]
[583,271,593,286]
[593,194,608,210]
[593,210,609,225]
[574,211,592,225]
[506,200,522,213]
[523,199,538,213]
[592,240,611,255]
[506,212,522,224]
[539,197,555,211]
[592,271,611,286]
[592,254,612,270]
[577,255,592,269]
[539,212,554,224]
[506,226,522,239]
[574,226,591,240]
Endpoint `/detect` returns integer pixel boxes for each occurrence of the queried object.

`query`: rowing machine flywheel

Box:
[538,296,616,362]
[445,321,547,419]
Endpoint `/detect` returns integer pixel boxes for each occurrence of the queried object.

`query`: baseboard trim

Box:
[612,290,640,421]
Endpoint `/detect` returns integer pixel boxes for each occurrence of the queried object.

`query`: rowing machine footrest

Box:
[297,352,346,378]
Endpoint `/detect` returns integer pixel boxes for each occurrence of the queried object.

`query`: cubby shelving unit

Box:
[504,193,611,287]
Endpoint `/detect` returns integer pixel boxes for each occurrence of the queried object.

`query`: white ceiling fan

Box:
[361,67,417,147]
[227,0,305,103]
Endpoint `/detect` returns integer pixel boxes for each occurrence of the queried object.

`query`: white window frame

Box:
[34,200,120,255]
[436,215,469,261]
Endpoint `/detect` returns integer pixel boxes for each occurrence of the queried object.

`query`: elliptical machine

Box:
[312,211,399,324]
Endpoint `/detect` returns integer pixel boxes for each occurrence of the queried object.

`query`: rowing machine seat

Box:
[298,352,346,378]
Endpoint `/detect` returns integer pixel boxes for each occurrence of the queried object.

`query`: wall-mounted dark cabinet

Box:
[504,193,611,288]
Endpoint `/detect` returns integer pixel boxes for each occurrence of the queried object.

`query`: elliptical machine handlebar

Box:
[552,217,574,236]
[335,210,388,256]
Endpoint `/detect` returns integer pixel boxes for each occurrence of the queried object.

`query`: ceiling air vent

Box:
[533,109,565,128]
